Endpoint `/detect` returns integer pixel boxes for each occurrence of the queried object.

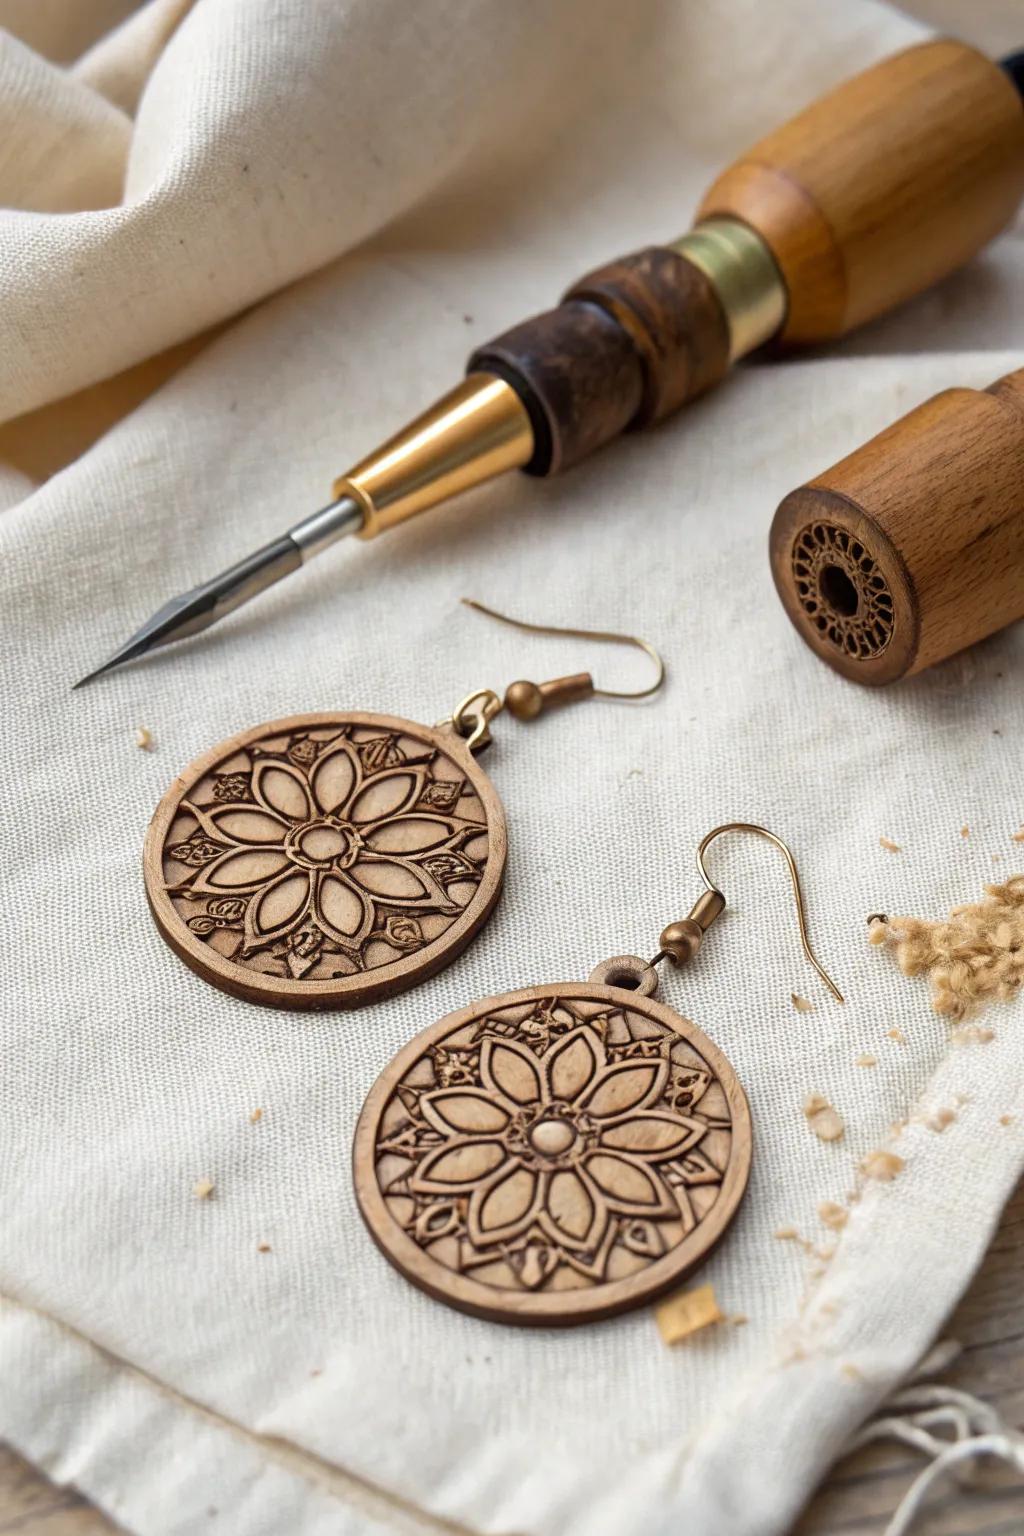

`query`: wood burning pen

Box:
[77,40,1024,685]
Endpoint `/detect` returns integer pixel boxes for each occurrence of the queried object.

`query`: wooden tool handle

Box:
[770,366,1024,684]
[699,39,1024,342]
[467,40,1024,480]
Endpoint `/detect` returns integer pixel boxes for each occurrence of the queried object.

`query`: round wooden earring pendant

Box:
[144,713,506,1009]
[354,969,752,1324]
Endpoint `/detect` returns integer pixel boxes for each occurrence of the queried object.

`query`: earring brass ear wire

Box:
[143,601,665,1012]
[654,822,844,1003]
[445,597,665,751]
[354,822,840,1327]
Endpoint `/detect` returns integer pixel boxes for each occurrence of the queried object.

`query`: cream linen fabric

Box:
[2,2,1024,1533]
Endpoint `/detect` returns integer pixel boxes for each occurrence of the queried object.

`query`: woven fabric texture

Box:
[2,2,1023,1533]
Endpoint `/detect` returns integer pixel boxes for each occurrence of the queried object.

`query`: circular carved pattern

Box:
[354,983,751,1324]
[791,521,895,659]
[144,713,506,1009]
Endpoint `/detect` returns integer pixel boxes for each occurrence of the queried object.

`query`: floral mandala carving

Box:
[357,987,751,1322]
[145,714,504,1005]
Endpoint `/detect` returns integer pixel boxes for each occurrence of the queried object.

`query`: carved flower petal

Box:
[190,847,290,893]
[244,870,312,947]
[347,855,458,912]
[363,815,458,855]
[467,1164,545,1246]
[480,1037,545,1107]
[411,1139,509,1193]
[539,1166,609,1252]
[544,1027,604,1103]
[204,807,288,845]
[348,768,425,826]
[576,1058,669,1119]
[252,761,312,824]
[314,872,373,947]
[310,741,360,816]
[420,1089,511,1138]
[583,1150,676,1217]
[599,1112,706,1161]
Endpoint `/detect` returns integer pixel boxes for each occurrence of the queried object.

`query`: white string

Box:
[844,1341,1024,1536]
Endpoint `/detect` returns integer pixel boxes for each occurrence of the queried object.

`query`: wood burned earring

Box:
[353,823,843,1324]
[143,602,663,1010]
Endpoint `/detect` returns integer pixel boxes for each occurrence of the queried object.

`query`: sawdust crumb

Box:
[841,1362,865,1382]
[728,1314,749,1327]
[923,1106,956,1133]
[249,1107,263,1123]
[888,1027,906,1044]
[774,1225,799,1241]
[1012,827,1024,843]
[817,1201,848,1230]
[999,1113,1015,1126]
[814,1244,837,1262]
[868,916,888,945]
[192,1177,215,1200]
[791,993,814,1012]
[803,1093,844,1142]
[257,1242,272,1253]
[310,1368,322,1377]
[952,1023,995,1046]
[879,836,901,853]
[960,825,970,838]
[856,1053,877,1068]
[860,1150,904,1182]
[655,1282,722,1345]
[134,726,154,751]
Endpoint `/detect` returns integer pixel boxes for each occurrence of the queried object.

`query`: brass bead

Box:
[504,679,544,720]
[658,918,704,965]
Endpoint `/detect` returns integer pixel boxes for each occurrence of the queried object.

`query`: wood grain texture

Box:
[698,39,1024,342]
[2,1183,1021,1531]
[144,713,506,1009]
[354,981,752,1325]
[565,246,730,423]
[770,367,1024,685]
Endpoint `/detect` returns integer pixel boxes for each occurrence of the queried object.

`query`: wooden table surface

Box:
[3,1179,1022,1535]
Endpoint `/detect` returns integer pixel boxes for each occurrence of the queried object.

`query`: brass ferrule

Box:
[671,217,787,360]
[334,373,534,539]
[657,890,726,966]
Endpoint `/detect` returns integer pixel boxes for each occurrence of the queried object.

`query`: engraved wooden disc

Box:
[354,983,752,1324]
[144,713,506,1009]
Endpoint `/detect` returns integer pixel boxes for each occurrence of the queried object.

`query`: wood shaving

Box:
[952,1023,995,1046]
[879,836,901,853]
[791,993,814,1012]
[774,1225,799,1241]
[249,1108,263,1123]
[135,726,154,751]
[856,1053,877,1067]
[802,1093,844,1143]
[192,1177,215,1199]
[655,1281,722,1345]
[817,1201,848,1230]
[860,1150,904,1182]
[869,877,1024,1020]
[729,1314,749,1327]
[887,1027,906,1044]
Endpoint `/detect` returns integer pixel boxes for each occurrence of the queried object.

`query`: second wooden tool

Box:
[82,38,1024,681]
[770,368,1024,685]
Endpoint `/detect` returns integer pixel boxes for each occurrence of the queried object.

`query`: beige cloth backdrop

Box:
[2,2,1024,1533]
